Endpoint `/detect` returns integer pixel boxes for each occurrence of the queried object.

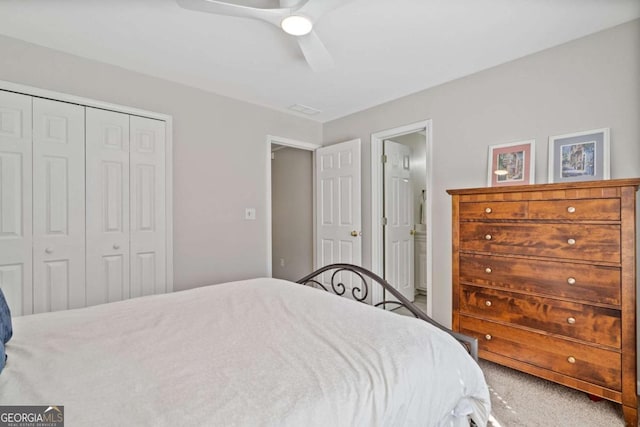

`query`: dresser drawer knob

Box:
[567,317,576,325]
[567,356,576,364]
[485,207,492,214]
[567,206,576,213]
[485,334,492,341]
[484,234,492,241]
[567,277,576,285]
[485,267,492,274]
[567,238,576,245]
[485,300,492,307]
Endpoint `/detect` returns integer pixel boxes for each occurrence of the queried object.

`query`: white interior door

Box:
[384,140,414,302]
[315,139,361,295]
[32,98,85,313]
[130,116,166,297]
[86,107,130,306]
[0,91,33,315]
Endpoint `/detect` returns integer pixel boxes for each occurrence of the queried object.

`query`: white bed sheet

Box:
[1,278,490,426]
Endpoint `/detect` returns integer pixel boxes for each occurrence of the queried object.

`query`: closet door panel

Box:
[0,91,33,315]
[130,116,166,297]
[86,108,130,306]
[32,98,85,313]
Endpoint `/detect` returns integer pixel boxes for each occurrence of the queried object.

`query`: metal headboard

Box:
[296,263,479,361]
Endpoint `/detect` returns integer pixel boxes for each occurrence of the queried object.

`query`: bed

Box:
[0,264,490,426]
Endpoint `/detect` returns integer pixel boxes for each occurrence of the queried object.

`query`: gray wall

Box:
[1,19,638,325]
[0,34,322,291]
[323,19,640,326]
[271,147,313,281]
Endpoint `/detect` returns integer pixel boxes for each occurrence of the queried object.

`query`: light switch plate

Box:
[245,208,256,220]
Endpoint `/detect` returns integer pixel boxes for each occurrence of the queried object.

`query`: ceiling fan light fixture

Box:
[281,15,313,36]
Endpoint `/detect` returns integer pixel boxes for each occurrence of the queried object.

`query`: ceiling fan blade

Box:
[295,0,357,21]
[176,0,288,26]
[296,30,334,72]
[279,0,303,7]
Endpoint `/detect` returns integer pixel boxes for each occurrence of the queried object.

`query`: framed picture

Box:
[487,140,535,187]
[548,128,610,183]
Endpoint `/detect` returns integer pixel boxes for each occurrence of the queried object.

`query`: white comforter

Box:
[1,278,490,426]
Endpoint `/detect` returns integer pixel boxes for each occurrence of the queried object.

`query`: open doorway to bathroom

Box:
[383,132,428,304]
[371,121,433,315]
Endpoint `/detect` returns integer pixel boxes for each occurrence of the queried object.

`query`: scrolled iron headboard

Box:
[297,263,479,361]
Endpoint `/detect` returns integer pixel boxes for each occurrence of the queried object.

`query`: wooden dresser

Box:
[447,179,640,426]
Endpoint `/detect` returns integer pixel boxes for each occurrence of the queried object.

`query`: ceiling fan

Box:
[176,0,354,71]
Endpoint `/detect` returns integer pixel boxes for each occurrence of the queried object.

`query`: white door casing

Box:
[265,135,321,278]
[130,116,166,298]
[32,98,86,313]
[0,91,33,315]
[86,108,131,306]
[383,140,415,303]
[315,139,361,296]
[371,120,433,314]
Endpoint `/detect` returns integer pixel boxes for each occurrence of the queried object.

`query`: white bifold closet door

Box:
[32,98,86,314]
[0,91,33,316]
[130,116,166,297]
[85,108,130,306]
[0,88,168,315]
[86,109,166,303]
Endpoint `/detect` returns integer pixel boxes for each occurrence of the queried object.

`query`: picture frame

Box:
[548,128,610,183]
[487,140,535,187]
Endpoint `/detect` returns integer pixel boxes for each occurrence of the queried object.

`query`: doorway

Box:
[265,136,320,279]
[371,121,433,315]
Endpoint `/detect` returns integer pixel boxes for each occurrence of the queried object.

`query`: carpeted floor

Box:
[480,359,625,427]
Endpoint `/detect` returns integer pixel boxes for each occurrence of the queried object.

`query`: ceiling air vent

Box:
[288,104,321,116]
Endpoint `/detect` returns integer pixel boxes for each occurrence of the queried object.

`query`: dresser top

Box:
[446,178,640,196]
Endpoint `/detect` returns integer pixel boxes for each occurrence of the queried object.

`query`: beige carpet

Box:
[480,359,625,427]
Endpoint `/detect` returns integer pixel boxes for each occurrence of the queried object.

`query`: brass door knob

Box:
[351,230,359,237]
[410,229,416,235]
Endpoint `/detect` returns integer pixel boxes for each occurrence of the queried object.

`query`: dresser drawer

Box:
[459,222,621,263]
[459,285,621,347]
[528,199,620,221]
[459,316,621,390]
[459,254,621,305]
[459,198,621,221]
[459,201,527,220]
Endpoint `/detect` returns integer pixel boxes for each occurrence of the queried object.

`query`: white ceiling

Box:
[0,0,638,122]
